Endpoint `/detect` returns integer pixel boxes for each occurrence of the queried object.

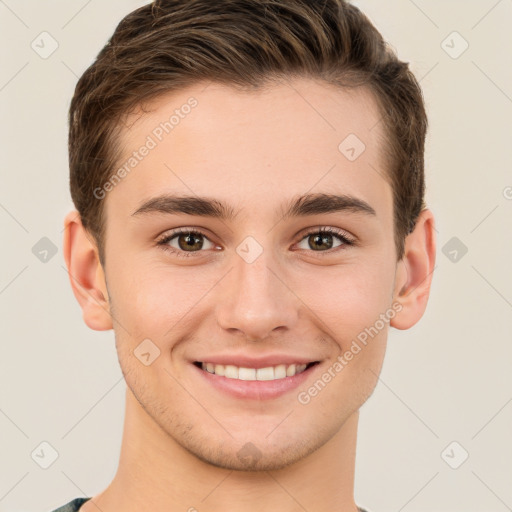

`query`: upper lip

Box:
[192,353,321,369]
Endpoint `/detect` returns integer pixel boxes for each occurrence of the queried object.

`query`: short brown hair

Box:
[69,0,427,264]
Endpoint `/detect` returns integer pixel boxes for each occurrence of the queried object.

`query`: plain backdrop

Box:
[1,1,511,511]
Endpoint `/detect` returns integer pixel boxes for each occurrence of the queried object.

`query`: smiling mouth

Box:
[193,361,320,381]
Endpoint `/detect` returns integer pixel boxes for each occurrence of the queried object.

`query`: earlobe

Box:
[390,208,437,330]
[63,210,113,331]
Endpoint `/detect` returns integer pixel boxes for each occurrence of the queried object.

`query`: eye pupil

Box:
[310,233,333,250]
[178,232,203,251]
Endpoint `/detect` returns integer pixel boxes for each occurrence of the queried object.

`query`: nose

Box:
[216,249,299,342]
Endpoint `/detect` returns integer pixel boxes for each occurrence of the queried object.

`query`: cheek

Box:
[293,257,395,348]
[110,262,217,341]
[292,263,391,418]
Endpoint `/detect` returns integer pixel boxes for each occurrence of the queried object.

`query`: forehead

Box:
[106,78,391,224]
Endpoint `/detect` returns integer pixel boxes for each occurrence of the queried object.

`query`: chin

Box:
[189,441,315,472]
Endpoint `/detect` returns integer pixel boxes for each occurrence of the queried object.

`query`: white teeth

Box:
[238,367,256,381]
[256,366,275,381]
[200,361,312,381]
[286,364,296,377]
[274,364,287,379]
[224,365,239,379]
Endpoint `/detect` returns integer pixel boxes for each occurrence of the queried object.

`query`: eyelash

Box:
[156,226,356,259]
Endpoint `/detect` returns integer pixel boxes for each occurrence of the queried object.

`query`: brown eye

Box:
[157,229,215,257]
[177,232,204,251]
[308,232,334,250]
[296,227,354,252]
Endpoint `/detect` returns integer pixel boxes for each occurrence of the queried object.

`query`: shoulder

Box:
[47,497,91,512]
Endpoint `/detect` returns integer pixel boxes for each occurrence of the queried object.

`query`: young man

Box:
[59,0,436,511]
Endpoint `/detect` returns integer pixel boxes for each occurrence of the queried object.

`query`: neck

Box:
[87,388,360,512]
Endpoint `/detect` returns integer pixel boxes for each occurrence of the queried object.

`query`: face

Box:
[101,78,399,471]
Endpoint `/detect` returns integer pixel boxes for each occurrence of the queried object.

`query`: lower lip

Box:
[192,363,319,400]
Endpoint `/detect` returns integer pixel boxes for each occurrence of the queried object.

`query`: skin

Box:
[63,77,436,512]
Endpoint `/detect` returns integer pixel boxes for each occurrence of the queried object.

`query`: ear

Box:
[62,210,113,331]
[390,208,436,330]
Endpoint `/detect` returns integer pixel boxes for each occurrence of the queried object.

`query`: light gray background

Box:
[1,1,511,511]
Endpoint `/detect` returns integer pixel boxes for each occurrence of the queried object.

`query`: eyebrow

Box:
[131,192,377,221]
